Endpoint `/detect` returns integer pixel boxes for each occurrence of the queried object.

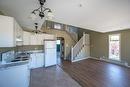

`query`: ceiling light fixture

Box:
[32,23,43,34]
[30,0,53,20]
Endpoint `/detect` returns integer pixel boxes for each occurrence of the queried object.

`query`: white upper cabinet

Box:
[30,34,44,45]
[0,15,14,47]
[15,20,23,42]
[23,31,31,45]
[36,34,44,45]
[0,15,23,47]
[30,33,37,45]
[30,33,55,45]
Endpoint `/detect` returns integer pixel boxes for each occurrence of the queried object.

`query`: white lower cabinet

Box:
[29,53,44,69]
[35,53,44,68]
[0,64,30,87]
[29,54,36,69]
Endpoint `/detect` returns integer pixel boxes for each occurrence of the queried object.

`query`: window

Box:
[54,23,62,29]
[109,34,120,61]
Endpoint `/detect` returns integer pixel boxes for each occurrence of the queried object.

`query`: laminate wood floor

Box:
[60,58,130,87]
[29,66,81,87]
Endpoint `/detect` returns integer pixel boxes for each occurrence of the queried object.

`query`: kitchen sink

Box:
[10,52,30,63]
[11,57,29,62]
[11,59,28,62]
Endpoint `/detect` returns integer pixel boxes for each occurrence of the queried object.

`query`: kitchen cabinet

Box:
[23,31,31,45]
[30,34,38,45]
[0,15,23,47]
[29,53,44,69]
[23,31,55,45]
[29,53,36,68]
[30,34,55,45]
[15,20,23,42]
[0,64,30,87]
[30,34,44,45]
[36,34,44,45]
[35,53,44,68]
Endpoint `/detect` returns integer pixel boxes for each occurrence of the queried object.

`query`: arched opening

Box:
[56,37,65,64]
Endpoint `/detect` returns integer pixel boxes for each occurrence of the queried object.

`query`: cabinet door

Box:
[30,54,36,69]
[30,34,37,45]
[15,20,23,42]
[30,34,44,45]
[0,15,15,47]
[35,53,44,68]
[23,31,30,45]
[44,34,55,40]
[36,34,44,45]
[29,53,44,69]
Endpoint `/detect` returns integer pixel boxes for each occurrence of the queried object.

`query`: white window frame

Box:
[109,34,121,61]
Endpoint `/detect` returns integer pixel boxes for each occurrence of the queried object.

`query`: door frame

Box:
[57,37,65,60]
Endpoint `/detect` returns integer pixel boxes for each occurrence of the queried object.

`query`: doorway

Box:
[56,37,65,64]
[109,34,120,61]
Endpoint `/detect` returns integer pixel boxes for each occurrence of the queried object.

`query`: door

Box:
[109,34,120,61]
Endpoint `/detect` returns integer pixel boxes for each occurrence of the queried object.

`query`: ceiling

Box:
[0,0,130,32]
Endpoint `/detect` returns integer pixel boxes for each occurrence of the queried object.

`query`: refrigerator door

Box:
[44,40,57,67]
[45,40,56,49]
[45,48,57,67]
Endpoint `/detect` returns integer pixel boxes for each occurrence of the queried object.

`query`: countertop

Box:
[26,50,44,54]
[0,50,44,70]
[17,50,44,54]
[0,60,29,70]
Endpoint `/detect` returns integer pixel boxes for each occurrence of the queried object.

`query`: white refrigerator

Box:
[44,40,57,67]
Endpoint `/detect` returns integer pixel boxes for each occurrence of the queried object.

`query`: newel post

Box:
[83,32,86,45]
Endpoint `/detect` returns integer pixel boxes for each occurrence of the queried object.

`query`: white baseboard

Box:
[71,57,130,68]
[89,57,130,68]
[72,57,89,62]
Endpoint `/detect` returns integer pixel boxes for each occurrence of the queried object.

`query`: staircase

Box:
[64,25,78,43]
[71,33,90,62]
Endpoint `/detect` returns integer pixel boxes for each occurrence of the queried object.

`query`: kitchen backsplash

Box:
[0,45,44,62]
[0,45,44,53]
[0,47,15,53]
[1,51,15,63]
[16,45,44,52]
